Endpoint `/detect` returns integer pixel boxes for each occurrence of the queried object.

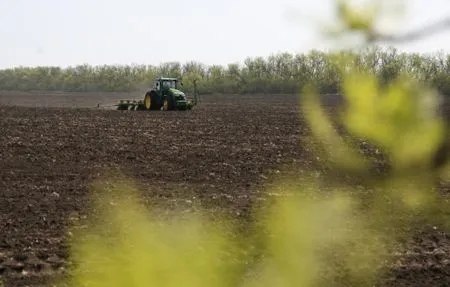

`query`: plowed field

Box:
[0,91,449,286]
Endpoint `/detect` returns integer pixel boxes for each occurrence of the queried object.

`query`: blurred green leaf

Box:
[341,72,445,170]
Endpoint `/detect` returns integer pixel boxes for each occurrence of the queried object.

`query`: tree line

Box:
[1,46,450,95]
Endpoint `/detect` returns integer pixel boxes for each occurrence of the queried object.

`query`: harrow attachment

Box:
[115,100,146,110]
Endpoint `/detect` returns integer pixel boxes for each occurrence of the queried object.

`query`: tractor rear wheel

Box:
[151,91,161,110]
[144,93,152,110]
[144,91,161,110]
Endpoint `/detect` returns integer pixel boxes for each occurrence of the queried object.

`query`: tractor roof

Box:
[156,77,178,81]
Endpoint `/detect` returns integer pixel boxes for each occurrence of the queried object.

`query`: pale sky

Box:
[1,0,450,69]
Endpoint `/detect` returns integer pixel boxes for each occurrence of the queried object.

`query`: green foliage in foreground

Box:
[2,46,450,95]
[62,66,450,287]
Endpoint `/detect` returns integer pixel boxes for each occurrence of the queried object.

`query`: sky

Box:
[1,0,450,68]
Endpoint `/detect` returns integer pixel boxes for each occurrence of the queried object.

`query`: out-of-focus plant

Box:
[65,179,246,287]
[64,1,450,286]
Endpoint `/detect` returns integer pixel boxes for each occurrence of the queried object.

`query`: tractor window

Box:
[162,81,176,89]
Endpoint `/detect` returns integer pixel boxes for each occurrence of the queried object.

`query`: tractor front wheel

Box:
[163,96,175,111]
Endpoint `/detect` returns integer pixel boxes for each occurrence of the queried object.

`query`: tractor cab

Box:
[153,77,179,91]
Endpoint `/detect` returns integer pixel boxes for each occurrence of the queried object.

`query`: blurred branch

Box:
[369,17,450,44]
[326,0,450,50]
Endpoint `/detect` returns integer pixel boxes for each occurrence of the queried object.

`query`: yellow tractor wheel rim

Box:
[145,95,151,109]
[164,99,168,110]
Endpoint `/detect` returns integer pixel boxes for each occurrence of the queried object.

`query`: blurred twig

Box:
[369,17,450,44]
[327,0,450,50]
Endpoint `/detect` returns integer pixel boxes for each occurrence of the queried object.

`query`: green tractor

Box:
[116,77,198,111]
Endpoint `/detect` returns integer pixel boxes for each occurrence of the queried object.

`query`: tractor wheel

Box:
[163,98,172,111]
[164,95,175,110]
[144,93,152,110]
[151,91,161,110]
[144,92,161,110]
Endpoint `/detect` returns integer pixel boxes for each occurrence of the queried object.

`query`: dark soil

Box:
[0,91,449,286]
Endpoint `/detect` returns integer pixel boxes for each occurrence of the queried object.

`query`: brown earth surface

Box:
[0,91,449,286]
